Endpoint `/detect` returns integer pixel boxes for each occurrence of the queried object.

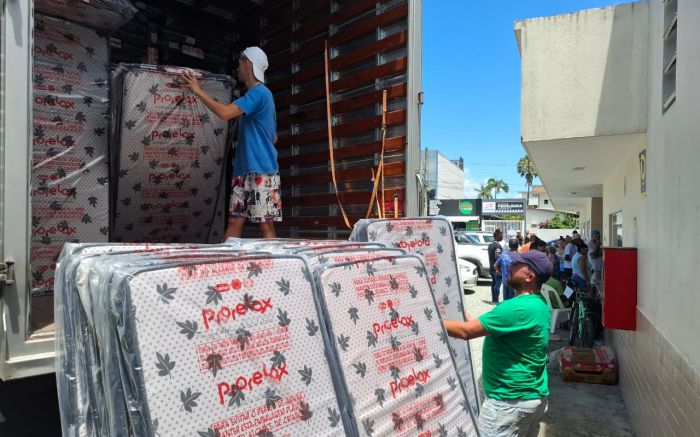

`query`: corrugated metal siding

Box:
[259,0,411,238]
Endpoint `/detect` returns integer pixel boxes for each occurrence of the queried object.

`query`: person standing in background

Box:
[181,46,281,239]
[487,229,504,304]
[562,235,575,280]
[588,230,603,287]
[495,239,519,300]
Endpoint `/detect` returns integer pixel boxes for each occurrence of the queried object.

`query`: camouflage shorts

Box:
[229,173,282,223]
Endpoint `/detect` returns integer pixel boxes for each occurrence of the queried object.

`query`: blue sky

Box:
[421,0,628,197]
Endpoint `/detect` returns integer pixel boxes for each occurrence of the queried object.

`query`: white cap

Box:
[242,46,268,83]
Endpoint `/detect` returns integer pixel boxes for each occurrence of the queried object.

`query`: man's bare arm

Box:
[444,319,488,341]
[181,71,243,121]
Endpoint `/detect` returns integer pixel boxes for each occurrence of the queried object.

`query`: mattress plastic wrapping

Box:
[55,245,351,436]
[35,0,137,31]
[110,64,233,244]
[31,15,111,295]
[350,217,482,416]
[55,244,242,436]
[313,254,479,436]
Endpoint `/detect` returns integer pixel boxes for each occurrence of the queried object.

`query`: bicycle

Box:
[567,281,600,348]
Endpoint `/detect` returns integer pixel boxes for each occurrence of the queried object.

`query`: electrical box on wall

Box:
[602,247,637,330]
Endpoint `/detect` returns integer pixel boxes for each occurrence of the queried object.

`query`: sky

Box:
[421,0,629,198]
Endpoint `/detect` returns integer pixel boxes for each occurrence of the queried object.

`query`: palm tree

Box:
[487,177,509,199]
[516,155,538,207]
[476,183,493,199]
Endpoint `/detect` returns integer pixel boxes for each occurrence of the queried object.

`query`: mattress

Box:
[302,248,406,270]
[31,15,111,295]
[350,217,481,416]
[56,247,351,436]
[35,0,136,31]
[56,244,250,436]
[314,255,479,436]
[110,255,350,436]
[110,64,233,244]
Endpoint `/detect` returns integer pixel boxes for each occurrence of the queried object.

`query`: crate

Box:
[559,346,618,385]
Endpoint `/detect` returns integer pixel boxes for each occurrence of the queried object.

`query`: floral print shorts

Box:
[229,172,282,223]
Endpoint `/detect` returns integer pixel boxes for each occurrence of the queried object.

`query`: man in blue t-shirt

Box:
[182,46,280,239]
[495,238,519,300]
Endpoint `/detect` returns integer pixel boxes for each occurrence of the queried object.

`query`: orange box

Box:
[559,346,618,385]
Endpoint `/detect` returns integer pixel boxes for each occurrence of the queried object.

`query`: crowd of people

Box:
[486,228,602,304]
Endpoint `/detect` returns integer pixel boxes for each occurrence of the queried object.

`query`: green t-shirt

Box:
[478,293,550,399]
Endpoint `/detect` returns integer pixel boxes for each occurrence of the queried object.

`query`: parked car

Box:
[457,259,479,290]
[465,232,495,245]
[454,233,491,278]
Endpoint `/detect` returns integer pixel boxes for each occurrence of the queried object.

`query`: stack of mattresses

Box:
[36,0,136,31]
[233,238,480,435]
[31,15,111,295]
[55,243,351,437]
[350,217,481,415]
[312,253,479,436]
[110,65,233,244]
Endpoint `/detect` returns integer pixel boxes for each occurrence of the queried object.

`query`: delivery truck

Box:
[0,0,423,380]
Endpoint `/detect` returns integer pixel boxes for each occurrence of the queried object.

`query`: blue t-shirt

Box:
[495,251,515,282]
[232,84,278,176]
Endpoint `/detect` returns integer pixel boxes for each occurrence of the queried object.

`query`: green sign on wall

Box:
[459,200,474,215]
[466,220,481,231]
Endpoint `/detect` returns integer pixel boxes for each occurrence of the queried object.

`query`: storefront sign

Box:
[482,200,525,215]
[431,199,482,217]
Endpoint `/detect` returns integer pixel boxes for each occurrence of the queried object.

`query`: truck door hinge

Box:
[0,260,15,287]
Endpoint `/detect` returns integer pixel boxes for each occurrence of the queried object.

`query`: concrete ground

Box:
[463,279,635,437]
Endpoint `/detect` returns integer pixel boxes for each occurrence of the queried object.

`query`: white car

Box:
[465,232,495,245]
[457,258,479,290]
[454,233,492,278]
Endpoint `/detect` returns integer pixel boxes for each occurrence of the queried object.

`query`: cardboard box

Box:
[559,346,618,385]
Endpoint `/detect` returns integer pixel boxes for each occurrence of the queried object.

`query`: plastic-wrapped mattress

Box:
[31,15,111,295]
[35,0,136,31]
[55,246,351,436]
[350,217,481,415]
[110,64,233,244]
[55,244,241,436]
[314,254,479,436]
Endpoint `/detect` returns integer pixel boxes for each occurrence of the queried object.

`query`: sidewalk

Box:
[463,280,635,437]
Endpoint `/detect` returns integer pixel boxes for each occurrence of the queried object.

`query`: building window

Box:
[662,0,678,112]
[543,199,549,205]
[610,211,623,247]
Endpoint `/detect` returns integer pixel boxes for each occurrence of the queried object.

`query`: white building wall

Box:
[517,3,648,142]
[525,208,560,231]
[636,0,700,368]
[601,2,700,435]
[435,153,464,199]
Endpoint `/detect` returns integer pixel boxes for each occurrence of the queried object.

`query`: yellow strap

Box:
[394,189,399,218]
[324,40,352,230]
[364,89,388,219]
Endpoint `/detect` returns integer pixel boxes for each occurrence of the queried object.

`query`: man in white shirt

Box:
[563,232,580,280]
[587,230,603,287]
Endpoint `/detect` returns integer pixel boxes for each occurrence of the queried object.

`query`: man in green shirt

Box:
[444,250,552,437]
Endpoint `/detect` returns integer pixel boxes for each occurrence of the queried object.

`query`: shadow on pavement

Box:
[0,373,61,436]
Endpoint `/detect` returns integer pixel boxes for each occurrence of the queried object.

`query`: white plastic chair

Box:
[541,284,572,334]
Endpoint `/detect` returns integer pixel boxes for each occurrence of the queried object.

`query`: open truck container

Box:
[0,0,422,380]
